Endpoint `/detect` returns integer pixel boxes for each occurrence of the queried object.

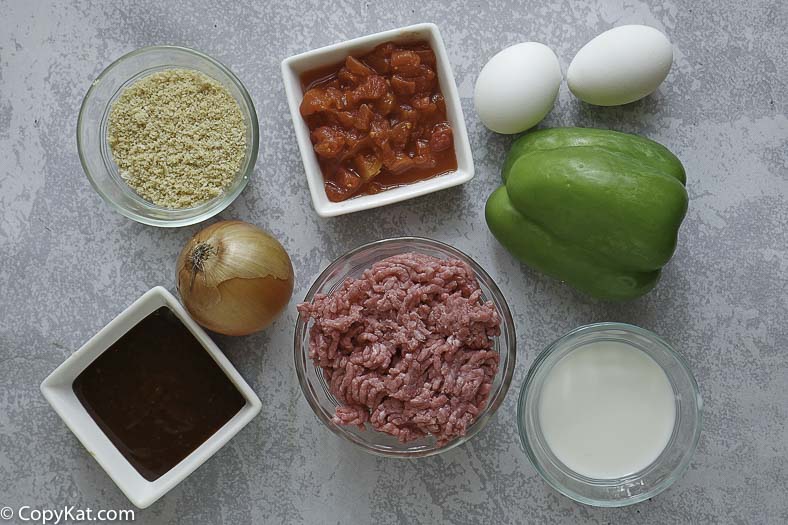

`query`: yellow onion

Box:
[176,220,294,336]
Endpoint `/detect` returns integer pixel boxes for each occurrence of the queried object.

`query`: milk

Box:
[538,341,676,479]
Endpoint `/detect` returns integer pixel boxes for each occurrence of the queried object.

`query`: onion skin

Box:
[176,220,295,336]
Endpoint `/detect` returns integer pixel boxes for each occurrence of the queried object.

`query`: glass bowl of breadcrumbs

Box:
[77,46,259,227]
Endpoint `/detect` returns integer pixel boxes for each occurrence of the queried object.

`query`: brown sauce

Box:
[72,307,245,481]
[299,41,457,202]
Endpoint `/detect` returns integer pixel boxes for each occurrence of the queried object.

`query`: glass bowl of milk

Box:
[518,322,702,507]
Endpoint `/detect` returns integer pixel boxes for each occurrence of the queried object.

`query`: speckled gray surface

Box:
[1,0,786,523]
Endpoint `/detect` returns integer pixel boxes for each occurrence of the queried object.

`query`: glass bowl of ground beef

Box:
[77,46,259,227]
[294,237,516,457]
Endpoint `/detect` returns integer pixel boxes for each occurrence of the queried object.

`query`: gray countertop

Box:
[1,1,786,523]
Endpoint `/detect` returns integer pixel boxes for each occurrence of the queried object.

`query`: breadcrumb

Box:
[107,68,246,208]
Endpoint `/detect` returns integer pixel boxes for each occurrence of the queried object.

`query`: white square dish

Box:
[281,22,474,217]
[40,286,262,509]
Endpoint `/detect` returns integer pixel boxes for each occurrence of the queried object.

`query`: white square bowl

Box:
[281,22,474,217]
[40,286,262,509]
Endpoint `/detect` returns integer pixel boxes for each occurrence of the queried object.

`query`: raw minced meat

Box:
[297,252,501,445]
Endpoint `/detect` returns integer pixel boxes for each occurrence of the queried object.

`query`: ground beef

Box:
[297,252,501,445]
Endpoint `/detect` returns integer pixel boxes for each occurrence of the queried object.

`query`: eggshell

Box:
[474,42,562,134]
[567,25,673,106]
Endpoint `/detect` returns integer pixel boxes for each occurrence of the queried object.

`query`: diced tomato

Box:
[311,126,346,158]
[429,123,453,152]
[391,75,417,95]
[346,56,374,76]
[299,41,457,202]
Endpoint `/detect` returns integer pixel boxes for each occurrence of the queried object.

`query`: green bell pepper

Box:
[485,127,688,301]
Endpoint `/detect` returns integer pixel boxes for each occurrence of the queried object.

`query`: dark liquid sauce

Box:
[299,41,457,202]
[73,307,245,481]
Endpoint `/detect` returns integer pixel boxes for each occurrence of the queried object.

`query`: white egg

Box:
[567,25,673,106]
[474,42,562,134]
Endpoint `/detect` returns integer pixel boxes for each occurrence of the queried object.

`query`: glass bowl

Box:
[518,323,703,507]
[77,46,259,227]
[294,237,516,457]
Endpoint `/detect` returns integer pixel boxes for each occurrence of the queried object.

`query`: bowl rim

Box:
[280,23,474,218]
[293,236,516,457]
[76,45,260,228]
[517,322,703,507]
